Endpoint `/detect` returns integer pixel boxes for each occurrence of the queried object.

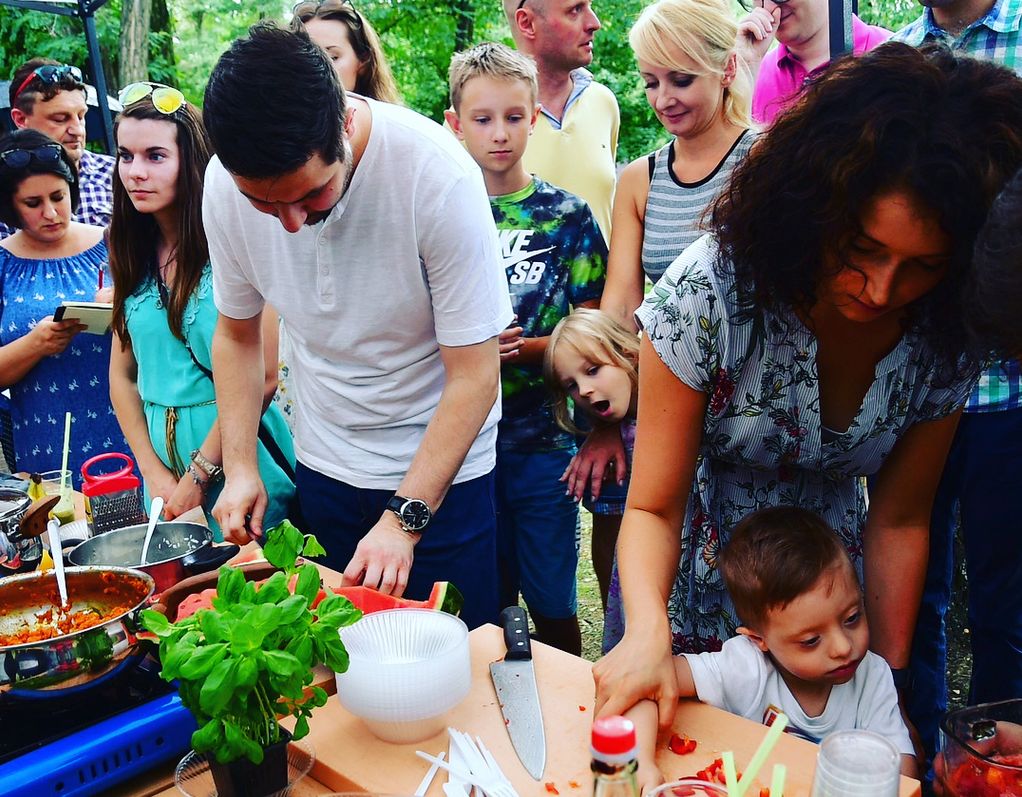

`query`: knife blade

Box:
[489,606,546,780]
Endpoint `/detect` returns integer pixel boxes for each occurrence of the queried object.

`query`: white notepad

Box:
[53,301,114,335]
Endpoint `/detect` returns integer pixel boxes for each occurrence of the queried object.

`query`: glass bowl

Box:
[940,699,1022,797]
[174,738,315,797]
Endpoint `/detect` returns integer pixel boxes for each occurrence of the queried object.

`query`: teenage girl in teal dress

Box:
[107,84,295,539]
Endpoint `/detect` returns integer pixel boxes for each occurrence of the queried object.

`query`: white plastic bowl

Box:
[335,609,471,744]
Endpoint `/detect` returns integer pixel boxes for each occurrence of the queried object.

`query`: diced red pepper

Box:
[760,789,771,797]
[544,783,559,795]
[578,705,587,712]
[668,733,698,755]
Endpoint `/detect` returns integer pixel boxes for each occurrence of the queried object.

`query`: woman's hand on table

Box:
[593,628,680,731]
[561,423,627,502]
[31,315,86,356]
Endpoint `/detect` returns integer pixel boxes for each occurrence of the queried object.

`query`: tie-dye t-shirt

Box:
[490,177,607,451]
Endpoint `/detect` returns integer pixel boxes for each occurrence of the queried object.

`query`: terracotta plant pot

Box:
[208,727,291,797]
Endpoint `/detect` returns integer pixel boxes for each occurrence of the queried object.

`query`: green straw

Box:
[722,750,740,797]
[737,713,789,797]
[769,763,786,797]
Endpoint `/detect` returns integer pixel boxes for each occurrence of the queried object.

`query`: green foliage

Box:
[141,520,362,765]
[2,0,925,163]
[0,0,176,97]
[858,0,920,33]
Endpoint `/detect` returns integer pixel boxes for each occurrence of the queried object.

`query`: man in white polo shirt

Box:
[202,23,512,628]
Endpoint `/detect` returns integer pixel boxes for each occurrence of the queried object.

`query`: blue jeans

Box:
[295,463,499,629]
[496,447,579,618]
[909,408,1022,776]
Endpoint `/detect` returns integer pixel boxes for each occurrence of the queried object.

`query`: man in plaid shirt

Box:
[0,58,114,239]
[895,0,1022,783]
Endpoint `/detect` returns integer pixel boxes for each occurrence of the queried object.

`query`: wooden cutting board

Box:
[291,625,921,797]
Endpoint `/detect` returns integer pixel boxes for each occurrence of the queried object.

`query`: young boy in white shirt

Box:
[626,506,917,790]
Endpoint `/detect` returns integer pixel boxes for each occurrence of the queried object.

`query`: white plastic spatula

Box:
[139,496,164,566]
[47,518,68,609]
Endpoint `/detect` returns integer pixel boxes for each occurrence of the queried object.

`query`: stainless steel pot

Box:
[0,566,155,693]
[67,521,236,593]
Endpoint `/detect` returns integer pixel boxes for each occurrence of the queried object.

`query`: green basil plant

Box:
[141,521,362,765]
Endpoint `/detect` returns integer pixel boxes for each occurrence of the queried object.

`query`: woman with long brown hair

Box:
[291,0,401,103]
[107,83,295,537]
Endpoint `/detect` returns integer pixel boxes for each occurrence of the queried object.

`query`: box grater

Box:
[81,452,148,535]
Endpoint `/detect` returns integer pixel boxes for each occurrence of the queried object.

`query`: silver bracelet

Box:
[187,463,209,491]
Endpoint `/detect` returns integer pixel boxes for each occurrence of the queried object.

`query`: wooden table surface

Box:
[125,624,920,797]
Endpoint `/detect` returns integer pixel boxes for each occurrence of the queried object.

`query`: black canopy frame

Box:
[0,0,114,154]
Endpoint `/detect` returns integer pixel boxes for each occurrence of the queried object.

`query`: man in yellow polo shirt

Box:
[503,0,619,243]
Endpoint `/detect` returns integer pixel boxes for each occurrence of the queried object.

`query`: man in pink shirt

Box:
[738,0,891,125]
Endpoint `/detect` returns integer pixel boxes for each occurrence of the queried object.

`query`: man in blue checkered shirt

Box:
[0,58,114,240]
[895,0,1022,783]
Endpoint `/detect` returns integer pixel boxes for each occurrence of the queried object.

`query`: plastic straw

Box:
[769,763,786,797]
[59,412,72,493]
[722,750,740,797]
[737,713,789,797]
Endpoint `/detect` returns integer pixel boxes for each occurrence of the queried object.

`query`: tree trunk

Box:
[453,0,475,53]
[119,0,152,86]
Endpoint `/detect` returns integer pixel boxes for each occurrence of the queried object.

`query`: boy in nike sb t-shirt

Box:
[446,42,607,654]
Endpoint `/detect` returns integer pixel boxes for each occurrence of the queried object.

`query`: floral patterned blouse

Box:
[632,235,975,654]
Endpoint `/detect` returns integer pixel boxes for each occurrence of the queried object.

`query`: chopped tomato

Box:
[667,733,697,755]
[544,783,559,794]
[578,705,587,712]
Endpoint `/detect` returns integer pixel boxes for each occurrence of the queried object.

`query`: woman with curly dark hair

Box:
[592,42,1022,734]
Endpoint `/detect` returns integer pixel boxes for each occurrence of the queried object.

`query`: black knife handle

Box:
[499,605,532,661]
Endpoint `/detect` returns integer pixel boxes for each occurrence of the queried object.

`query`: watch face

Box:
[401,499,431,531]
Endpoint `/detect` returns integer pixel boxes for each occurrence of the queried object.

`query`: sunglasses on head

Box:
[118,82,186,115]
[293,0,363,27]
[12,64,84,102]
[0,142,64,170]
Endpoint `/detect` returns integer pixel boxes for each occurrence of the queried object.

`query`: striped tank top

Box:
[640,130,754,283]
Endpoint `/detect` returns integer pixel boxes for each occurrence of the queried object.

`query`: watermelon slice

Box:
[334,581,464,617]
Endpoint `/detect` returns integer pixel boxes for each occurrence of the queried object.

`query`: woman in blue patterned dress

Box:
[592,44,1022,725]
[0,128,124,484]
[107,86,295,539]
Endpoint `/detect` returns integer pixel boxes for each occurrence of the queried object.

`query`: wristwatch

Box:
[386,495,432,534]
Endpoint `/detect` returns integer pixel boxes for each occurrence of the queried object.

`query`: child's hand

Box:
[636,757,665,795]
[498,325,524,361]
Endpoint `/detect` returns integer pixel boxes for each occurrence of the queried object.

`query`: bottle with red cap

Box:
[591,715,641,797]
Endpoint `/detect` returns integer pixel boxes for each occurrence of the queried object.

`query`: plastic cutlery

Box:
[414,750,446,797]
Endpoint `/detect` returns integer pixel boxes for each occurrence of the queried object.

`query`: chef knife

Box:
[489,606,546,780]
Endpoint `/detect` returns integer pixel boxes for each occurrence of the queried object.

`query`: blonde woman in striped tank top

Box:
[567,0,754,604]
[599,0,754,333]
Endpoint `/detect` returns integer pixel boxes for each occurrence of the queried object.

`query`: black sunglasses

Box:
[12,64,83,102]
[0,143,63,170]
